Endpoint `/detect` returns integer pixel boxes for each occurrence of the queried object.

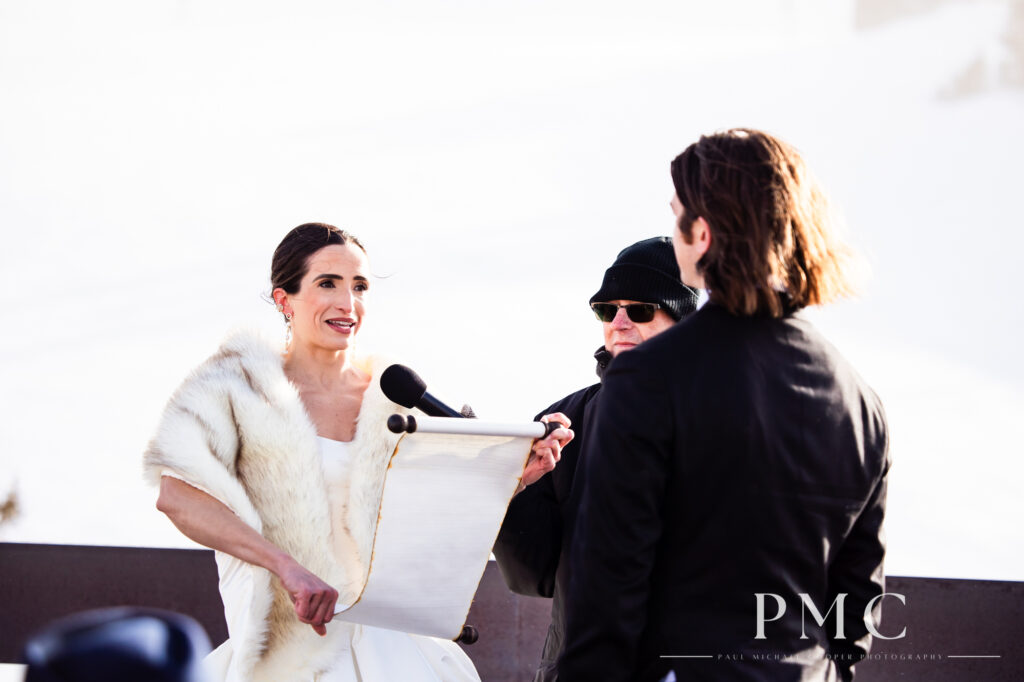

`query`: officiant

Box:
[493,236,700,681]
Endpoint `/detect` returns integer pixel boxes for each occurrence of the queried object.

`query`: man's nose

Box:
[611,307,633,329]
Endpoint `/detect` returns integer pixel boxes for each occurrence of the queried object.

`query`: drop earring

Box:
[284,313,293,348]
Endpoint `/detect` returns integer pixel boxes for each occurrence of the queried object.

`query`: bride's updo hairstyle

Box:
[271,222,366,299]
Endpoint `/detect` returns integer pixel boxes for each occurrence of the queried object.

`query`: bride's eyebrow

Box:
[313,274,369,284]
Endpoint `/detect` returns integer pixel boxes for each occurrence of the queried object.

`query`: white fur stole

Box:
[143,330,409,681]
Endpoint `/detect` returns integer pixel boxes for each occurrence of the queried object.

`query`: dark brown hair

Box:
[271,222,366,296]
[671,128,857,317]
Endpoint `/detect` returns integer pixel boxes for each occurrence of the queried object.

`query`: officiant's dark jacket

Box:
[557,303,890,682]
[493,347,610,682]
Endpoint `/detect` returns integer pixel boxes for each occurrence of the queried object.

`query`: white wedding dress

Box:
[193,436,480,682]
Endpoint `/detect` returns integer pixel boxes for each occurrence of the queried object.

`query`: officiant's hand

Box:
[278,558,339,636]
[519,413,574,492]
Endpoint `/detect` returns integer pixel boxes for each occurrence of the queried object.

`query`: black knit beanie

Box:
[589,237,700,321]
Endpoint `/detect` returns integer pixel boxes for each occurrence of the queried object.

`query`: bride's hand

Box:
[277,559,339,636]
[519,413,574,492]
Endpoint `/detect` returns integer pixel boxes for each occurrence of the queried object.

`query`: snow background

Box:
[1,0,1022,582]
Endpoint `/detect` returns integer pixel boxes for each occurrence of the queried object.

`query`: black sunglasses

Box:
[590,302,661,323]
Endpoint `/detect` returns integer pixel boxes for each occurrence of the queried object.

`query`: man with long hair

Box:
[557,129,890,681]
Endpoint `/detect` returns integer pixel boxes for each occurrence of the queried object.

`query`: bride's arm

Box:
[156,475,338,636]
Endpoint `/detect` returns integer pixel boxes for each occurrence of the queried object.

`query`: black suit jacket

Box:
[557,303,890,682]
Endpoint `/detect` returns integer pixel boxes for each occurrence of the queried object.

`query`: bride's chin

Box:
[299,335,356,352]
[326,335,355,350]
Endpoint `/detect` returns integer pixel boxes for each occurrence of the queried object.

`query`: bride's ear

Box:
[272,289,291,317]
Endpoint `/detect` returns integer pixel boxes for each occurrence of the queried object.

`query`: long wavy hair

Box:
[671,129,858,317]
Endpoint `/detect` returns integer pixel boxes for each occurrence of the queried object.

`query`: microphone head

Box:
[380,364,428,409]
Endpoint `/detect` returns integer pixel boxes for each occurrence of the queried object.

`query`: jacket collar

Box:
[594,346,613,382]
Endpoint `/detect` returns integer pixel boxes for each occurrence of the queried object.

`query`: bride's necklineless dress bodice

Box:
[318,435,354,499]
[317,436,362,584]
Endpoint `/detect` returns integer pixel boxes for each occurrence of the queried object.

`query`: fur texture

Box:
[144,330,409,681]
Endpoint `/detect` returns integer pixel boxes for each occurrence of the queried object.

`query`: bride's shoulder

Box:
[168,328,286,402]
[216,327,284,365]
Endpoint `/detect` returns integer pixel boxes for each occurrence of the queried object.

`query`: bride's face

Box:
[280,243,370,352]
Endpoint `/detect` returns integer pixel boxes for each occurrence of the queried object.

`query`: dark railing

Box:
[1,543,1020,681]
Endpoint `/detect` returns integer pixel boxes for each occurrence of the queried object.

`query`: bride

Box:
[144,223,571,681]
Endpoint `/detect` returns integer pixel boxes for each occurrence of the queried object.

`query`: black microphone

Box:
[379,364,465,418]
